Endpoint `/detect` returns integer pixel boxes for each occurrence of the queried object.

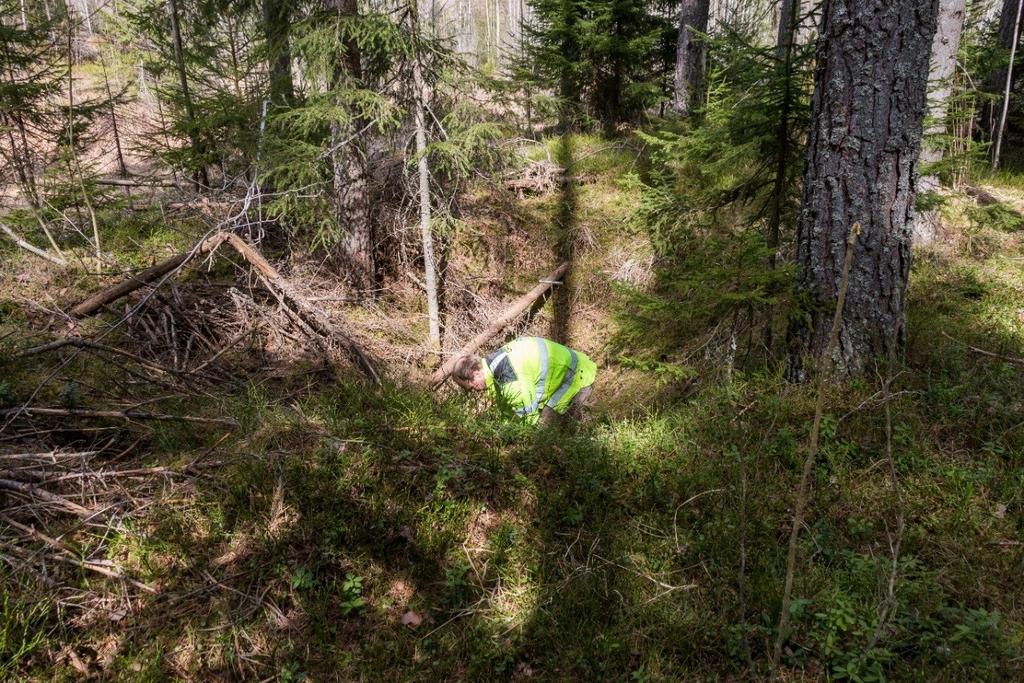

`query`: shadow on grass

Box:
[8,240,1024,680]
[550,133,577,346]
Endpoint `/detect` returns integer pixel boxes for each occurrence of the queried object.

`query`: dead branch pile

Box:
[69,230,380,383]
[503,160,563,197]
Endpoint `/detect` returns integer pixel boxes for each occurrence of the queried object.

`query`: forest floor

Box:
[2,134,1023,681]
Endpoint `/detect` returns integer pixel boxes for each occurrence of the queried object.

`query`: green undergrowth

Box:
[2,136,1023,680]
[11,319,1023,680]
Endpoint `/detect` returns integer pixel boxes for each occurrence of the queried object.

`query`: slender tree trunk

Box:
[987,0,1021,92]
[2,62,40,206]
[412,6,441,351]
[789,0,939,378]
[763,0,801,351]
[262,0,295,106]
[79,0,93,35]
[3,124,31,198]
[67,24,102,273]
[100,52,128,177]
[672,0,710,116]
[993,0,1024,171]
[166,0,208,188]
[225,12,244,99]
[766,0,800,264]
[326,0,375,289]
[915,0,967,243]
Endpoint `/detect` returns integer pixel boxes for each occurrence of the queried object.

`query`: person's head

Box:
[452,354,485,391]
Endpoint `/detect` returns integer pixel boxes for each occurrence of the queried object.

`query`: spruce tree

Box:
[524,0,671,132]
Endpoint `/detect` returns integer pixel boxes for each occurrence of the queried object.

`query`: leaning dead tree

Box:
[70,231,381,384]
[430,261,569,387]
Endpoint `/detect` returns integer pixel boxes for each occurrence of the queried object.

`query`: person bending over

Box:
[451,336,596,425]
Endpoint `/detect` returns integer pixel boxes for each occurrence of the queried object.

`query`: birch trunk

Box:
[412,11,441,351]
[915,0,967,243]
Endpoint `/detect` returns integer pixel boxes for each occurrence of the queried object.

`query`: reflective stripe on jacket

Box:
[481,337,597,423]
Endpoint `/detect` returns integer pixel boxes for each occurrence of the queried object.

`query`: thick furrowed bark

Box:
[790,0,939,378]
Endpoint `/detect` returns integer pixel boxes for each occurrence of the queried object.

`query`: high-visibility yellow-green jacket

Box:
[481,337,597,424]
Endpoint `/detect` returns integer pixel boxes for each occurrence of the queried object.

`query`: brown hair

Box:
[452,354,481,386]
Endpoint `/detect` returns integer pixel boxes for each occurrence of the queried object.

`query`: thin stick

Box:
[0,478,96,519]
[940,330,1024,366]
[865,362,905,651]
[772,221,860,667]
[1,407,237,426]
[189,328,251,374]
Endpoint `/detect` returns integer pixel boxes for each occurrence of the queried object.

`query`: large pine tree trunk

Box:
[327,0,374,289]
[672,0,710,116]
[915,0,967,244]
[790,0,939,378]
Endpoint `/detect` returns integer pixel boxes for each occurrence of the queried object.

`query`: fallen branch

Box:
[1,222,67,266]
[1,407,237,426]
[0,478,96,519]
[0,515,157,593]
[216,233,380,384]
[430,261,569,388]
[95,176,180,188]
[940,331,1024,366]
[189,328,251,374]
[71,253,191,317]
[17,337,185,376]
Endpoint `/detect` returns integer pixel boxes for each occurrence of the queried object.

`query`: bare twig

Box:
[940,331,1024,366]
[1,407,237,426]
[0,221,67,265]
[772,222,861,668]
[0,478,97,519]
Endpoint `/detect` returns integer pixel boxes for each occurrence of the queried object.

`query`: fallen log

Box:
[1,407,237,425]
[215,233,381,385]
[965,185,1024,218]
[430,261,569,388]
[71,253,191,317]
[95,176,180,189]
